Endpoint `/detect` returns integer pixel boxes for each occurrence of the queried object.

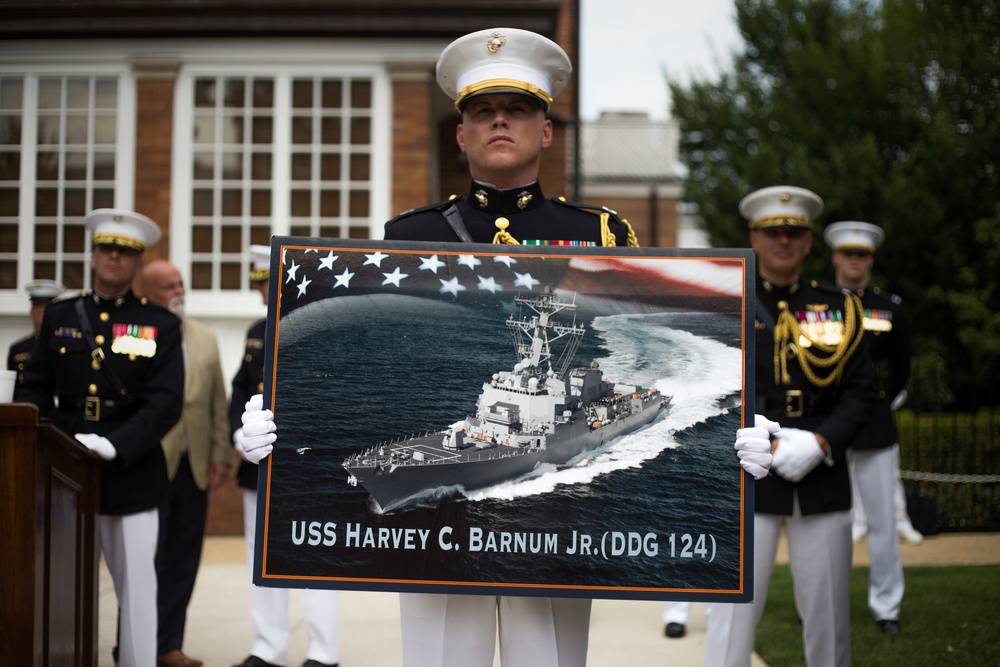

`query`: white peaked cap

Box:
[248,244,271,282]
[25,279,66,302]
[823,221,885,253]
[437,27,572,111]
[85,208,161,251]
[739,185,824,230]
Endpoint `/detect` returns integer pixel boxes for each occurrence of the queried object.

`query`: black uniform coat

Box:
[846,286,912,452]
[229,318,266,491]
[16,291,184,515]
[384,180,634,246]
[754,275,874,516]
[7,333,34,384]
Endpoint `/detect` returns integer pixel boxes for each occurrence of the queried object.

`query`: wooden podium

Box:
[0,403,101,667]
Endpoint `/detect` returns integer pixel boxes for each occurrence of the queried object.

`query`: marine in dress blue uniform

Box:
[229,245,340,667]
[705,188,874,667]
[16,209,184,667]
[6,279,65,384]
[825,221,913,634]
[387,27,639,667]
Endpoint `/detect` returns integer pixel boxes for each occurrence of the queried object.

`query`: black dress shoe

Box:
[302,661,339,667]
[232,656,282,667]
[664,622,687,638]
[876,619,901,634]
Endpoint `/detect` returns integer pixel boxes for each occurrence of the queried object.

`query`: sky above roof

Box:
[579,0,742,121]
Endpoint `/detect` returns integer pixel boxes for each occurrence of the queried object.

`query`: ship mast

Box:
[506,288,584,377]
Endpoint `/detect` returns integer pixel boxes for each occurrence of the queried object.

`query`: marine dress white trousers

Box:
[400,592,592,667]
[704,495,853,667]
[101,509,159,667]
[243,490,340,666]
[848,447,904,621]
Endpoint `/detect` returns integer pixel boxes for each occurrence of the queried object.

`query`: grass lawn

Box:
[755,564,1000,666]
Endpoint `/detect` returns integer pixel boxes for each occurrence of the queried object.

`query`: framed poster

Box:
[253,237,755,602]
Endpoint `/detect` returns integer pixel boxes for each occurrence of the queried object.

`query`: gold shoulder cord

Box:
[599,212,641,247]
[773,292,864,387]
[492,217,520,245]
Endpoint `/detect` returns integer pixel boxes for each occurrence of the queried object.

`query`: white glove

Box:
[75,433,117,461]
[735,414,779,480]
[241,394,276,464]
[233,427,247,459]
[771,427,827,482]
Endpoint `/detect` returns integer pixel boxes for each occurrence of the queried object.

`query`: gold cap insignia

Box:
[486,32,506,53]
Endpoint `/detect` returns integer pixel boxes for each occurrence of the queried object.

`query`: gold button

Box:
[246,354,252,363]
[88,384,98,395]
[92,361,101,370]
[59,347,66,354]
[115,297,124,308]
[99,312,110,322]
[257,382,264,393]
[95,334,105,345]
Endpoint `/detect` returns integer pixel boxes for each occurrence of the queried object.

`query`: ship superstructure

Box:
[343,289,671,511]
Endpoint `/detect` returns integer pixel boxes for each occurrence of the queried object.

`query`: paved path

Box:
[98,533,999,667]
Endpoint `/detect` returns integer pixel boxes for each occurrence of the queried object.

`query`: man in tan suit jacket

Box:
[141,260,232,667]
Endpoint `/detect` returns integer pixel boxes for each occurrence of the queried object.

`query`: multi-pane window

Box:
[181,70,382,293]
[0,72,129,294]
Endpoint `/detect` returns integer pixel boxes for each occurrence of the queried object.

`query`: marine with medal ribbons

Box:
[704,186,875,667]
[16,208,184,667]
[826,220,913,635]
[238,27,776,667]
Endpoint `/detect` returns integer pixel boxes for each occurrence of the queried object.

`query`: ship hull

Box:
[344,398,669,511]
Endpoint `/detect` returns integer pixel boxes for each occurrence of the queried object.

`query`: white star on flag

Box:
[457,254,482,270]
[296,276,312,297]
[494,255,517,267]
[382,267,409,287]
[419,254,446,274]
[477,275,502,294]
[319,251,337,271]
[514,271,540,290]
[364,251,389,267]
[439,276,467,297]
[334,267,355,289]
[285,259,300,283]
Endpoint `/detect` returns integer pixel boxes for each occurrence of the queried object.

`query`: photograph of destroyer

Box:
[343,288,672,511]
[255,238,754,600]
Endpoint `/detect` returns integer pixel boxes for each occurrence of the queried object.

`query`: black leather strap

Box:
[755,297,775,332]
[442,202,475,243]
[75,297,132,401]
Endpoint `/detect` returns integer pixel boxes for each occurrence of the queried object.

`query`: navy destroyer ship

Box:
[343,289,671,511]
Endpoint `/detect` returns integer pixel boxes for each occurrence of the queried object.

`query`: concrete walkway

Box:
[98,533,1000,667]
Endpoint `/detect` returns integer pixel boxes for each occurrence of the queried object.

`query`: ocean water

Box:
[260,292,750,600]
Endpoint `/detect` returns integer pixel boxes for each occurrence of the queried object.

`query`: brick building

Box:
[1,0,689,531]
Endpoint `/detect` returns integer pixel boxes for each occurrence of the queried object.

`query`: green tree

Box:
[670,0,1000,404]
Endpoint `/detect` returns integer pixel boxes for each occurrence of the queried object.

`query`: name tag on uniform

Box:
[111,323,158,358]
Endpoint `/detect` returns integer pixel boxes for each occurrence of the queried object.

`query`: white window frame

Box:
[173,62,393,319]
[0,63,136,315]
